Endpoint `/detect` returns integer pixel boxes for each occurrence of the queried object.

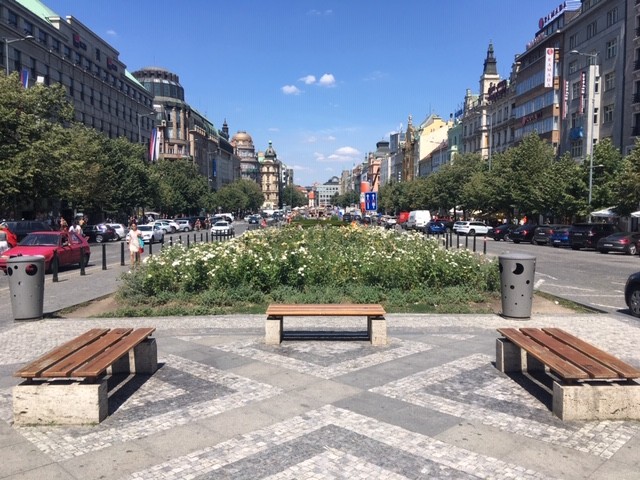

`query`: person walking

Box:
[128,223,142,268]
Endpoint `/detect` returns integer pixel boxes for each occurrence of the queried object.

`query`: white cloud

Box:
[268,127,280,132]
[316,146,361,163]
[318,73,336,87]
[106,29,117,37]
[363,70,387,81]
[335,146,360,156]
[300,75,316,85]
[282,85,301,95]
[304,136,318,143]
[291,164,312,171]
[326,135,336,141]
[308,9,333,16]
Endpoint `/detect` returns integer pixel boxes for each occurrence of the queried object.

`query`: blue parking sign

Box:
[364,192,377,211]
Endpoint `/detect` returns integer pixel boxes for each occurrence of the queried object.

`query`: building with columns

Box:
[260,141,281,209]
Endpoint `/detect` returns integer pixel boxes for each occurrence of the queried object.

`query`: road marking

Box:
[534,279,545,289]
[535,272,557,280]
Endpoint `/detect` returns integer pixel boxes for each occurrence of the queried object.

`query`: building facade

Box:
[1,0,155,144]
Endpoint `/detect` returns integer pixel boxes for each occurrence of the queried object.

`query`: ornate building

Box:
[402,115,417,181]
[232,130,260,183]
[260,141,281,209]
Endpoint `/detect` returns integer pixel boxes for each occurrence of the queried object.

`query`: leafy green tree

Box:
[587,138,623,213]
[152,159,209,216]
[540,153,585,222]
[283,184,308,208]
[210,179,264,214]
[331,190,359,208]
[615,138,640,216]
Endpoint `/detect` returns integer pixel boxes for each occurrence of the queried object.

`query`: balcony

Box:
[634,93,640,104]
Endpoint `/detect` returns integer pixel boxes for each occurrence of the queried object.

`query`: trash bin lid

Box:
[498,253,536,261]
[6,254,45,264]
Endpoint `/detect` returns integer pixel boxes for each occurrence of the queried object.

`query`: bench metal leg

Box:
[368,315,387,346]
[13,379,108,425]
[496,338,522,373]
[265,315,283,345]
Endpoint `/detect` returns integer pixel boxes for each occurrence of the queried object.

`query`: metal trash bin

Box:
[6,254,45,320]
[499,253,536,318]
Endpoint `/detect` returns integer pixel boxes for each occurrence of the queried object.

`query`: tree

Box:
[152,159,209,216]
[587,138,623,213]
[615,138,640,216]
[282,184,308,208]
[331,190,359,208]
[210,179,264,214]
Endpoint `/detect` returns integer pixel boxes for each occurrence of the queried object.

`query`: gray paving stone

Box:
[0,441,55,478]
[59,442,158,480]
[0,463,75,480]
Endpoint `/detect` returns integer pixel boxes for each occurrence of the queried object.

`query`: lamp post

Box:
[3,35,34,75]
[136,111,155,144]
[569,49,599,206]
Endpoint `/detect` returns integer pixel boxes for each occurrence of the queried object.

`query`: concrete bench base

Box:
[265,316,387,346]
[13,338,157,425]
[496,338,640,421]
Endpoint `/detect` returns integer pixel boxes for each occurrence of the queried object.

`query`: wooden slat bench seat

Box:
[13,327,157,425]
[265,304,387,346]
[496,327,640,421]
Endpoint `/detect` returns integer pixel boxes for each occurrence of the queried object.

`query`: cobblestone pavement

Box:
[0,313,639,479]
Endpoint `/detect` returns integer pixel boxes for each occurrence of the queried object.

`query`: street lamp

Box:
[3,35,34,75]
[136,111,155,144]
[569,49,599,205]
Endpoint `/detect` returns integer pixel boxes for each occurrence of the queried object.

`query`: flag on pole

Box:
[20,68,29,88]
[149,128,158,162]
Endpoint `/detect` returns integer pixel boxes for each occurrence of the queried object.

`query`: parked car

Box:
[453,221,492,236]
[549,227,571,248]
[423,221,447,234]
[0,231,90,273]
[82,224,117,243]
[397,211,410,228]
[533,224,570,246]
[1,220,52,242]
[210,220,234,235]
[510,224,538,244]
[488,223,517,241]
[596,232,640,255]
[126,224,164,244]
[175,219,192,232]
[155,218,179,233]
[149,220,172,234]
[106,223,127,241]
[405,210,431,231]
[569,223,618,250]
[383,216,397,229]
[624,271,640,317]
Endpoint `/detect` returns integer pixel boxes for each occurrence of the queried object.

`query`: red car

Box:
[0,231,91,273]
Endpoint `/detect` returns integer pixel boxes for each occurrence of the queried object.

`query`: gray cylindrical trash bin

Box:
[499,253,536,318]
[6,255,45,320]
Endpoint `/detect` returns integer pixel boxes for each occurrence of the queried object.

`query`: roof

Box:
[16,0,58,25]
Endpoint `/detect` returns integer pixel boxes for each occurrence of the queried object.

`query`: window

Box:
[79,83,84,101]
[587,21,597,39]
[571,141,583,158]
[569,33,577,49]
[23,21,33,36]
[29,56,36,78]
[52,38,60,53]
[8,10,18,27]
[38,30,47,45]
[606,38,618,59]
[63,45,71,59]
[568,60,578,74]
[74,52,81,65]
[604,72,615,91]
[603,104,614,123]
[607,7,619,27]
[593,107,598,126]
[68,77,74,97]
[571,112,579,129]
[572,81,581,100]
[95,48,101,61]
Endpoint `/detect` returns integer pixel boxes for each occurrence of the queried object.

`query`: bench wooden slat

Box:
[72,328,156,378]
[14,329,110,378]
[542,328,640,379]
[41,328,133,377]
[520,328,618,379]
[267,304,386,316]
[497,328,589,380]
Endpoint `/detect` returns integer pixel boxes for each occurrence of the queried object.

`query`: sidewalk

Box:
[0,266,639,478]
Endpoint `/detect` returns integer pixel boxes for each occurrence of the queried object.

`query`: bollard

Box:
[194,233,197,244]
[200,232,203,242]
[80,246,86,275]
[465,234,469,249]
[169,237,173,247]
[121,242,125,266]
[456,233,460,249]
[483,236,487,255]
[102,243,107,270]
[186,235,190,248]
[52,250,59,282]
[473,235,477,252]
[148,239,153,256]
[179,235,182,245]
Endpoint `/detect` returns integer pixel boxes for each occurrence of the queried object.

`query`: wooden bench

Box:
[13,327,157,425]
[496,327,640,420]
[266,304,387,346]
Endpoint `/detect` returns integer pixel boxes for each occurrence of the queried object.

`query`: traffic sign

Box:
[364,192,377,211]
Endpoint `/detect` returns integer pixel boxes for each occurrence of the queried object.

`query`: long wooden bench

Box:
[13,327,157,425]
[266,304,387,346]
[496,327,640,420]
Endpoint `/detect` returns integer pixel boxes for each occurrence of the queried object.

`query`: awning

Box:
[590,207,618,218]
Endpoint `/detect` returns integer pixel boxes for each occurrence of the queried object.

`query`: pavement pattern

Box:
[1,310,639,479]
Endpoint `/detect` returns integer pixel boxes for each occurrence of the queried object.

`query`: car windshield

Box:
[19,233,59,246]
[138,226,152,232]
[214,221,229,227]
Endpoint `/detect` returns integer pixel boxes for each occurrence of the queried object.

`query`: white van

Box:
[405,210,431,231]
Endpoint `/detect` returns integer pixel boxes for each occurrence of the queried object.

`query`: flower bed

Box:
[120,226,498,313]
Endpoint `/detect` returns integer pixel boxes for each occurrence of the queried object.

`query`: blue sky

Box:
[43,0,569,186]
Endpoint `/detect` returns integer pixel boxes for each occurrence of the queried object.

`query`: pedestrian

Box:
[194,219,201,231]
[59,217,68,231]
[128,223,142,268]
[71,222,82,235]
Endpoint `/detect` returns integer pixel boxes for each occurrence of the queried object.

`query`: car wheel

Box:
[571,245,580,250]
[504,234,511,242]
[95,234,103,243]
[628,245,637,255]
[553,244,560,248]
[513,240,520,244]
[468,229,475,236]
[628,287,640,317]
[536,241,544,246]
[598,249,608,254]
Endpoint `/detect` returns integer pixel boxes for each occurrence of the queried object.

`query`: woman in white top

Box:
[128,223,142,267]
